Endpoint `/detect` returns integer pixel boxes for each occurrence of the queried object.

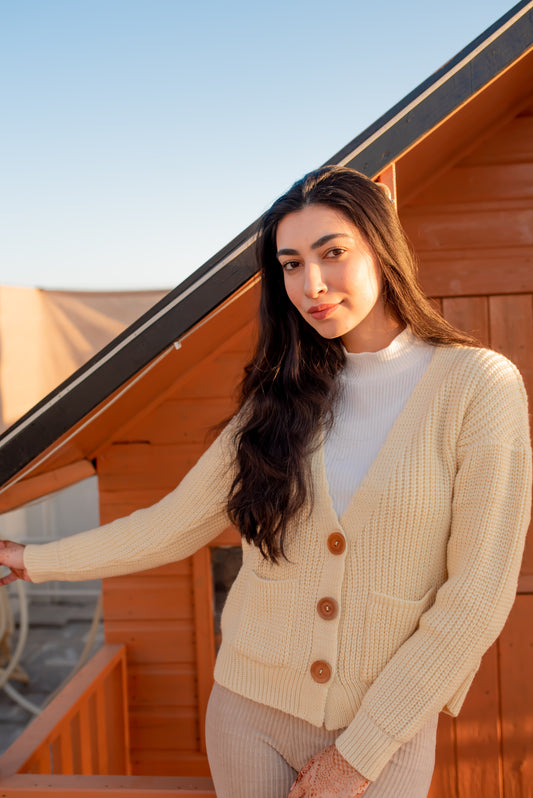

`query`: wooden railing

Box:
[0,644,129,777]
[0,644,215,796]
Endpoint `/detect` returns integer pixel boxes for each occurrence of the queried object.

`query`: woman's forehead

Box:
[276,205,358,248]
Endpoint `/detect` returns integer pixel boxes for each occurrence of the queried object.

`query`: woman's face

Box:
[276,203,400,353]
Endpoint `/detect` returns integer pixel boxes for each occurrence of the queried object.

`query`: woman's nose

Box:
[304,262,327,298]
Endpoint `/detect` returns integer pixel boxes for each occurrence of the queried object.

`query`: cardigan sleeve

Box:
[336,354,532,781]
[23,418,238,583]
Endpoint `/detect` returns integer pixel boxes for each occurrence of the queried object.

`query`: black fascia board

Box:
[329,0,533,175]
[0,227,258,485]
[0,0,532,488]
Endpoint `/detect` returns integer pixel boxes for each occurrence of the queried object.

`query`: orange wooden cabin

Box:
[0,2,532,795]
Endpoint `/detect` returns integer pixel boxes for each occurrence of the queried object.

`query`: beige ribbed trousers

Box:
[206,683,438,798]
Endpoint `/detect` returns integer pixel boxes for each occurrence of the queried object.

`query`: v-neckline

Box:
[312,344,465,534]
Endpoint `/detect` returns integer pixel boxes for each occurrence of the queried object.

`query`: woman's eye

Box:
[281,260,300,272]
[326,247,345,258]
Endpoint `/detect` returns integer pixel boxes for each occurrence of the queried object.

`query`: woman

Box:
[0,166,530,798]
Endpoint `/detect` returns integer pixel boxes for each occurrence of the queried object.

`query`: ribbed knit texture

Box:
[324,328,434,516]
[206,683,437,797]
[24,344,532,781]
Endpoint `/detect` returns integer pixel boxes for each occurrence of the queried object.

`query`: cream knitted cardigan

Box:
[24,344,532,781]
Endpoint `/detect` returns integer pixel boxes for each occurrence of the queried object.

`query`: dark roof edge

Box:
[0,229,259,482]
[328,0,533,174]
[1,0,532,486]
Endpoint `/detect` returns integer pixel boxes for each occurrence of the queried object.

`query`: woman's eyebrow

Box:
[277,233,351,258]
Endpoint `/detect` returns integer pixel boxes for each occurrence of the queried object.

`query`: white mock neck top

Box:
[324,327,435,516]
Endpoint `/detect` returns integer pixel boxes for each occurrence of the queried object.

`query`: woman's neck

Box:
[341,315,405,354]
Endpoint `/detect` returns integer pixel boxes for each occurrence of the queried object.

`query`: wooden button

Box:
[327,532,346,555]
[310,660,332,683]
[317,597,338,620]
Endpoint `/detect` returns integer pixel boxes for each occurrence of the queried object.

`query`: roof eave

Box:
[1,0,532,487]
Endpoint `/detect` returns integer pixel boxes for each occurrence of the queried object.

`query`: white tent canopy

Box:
[0,286,168,433]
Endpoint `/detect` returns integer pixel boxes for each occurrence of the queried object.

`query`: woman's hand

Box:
[288,744,370,797]
[0,540,31,585]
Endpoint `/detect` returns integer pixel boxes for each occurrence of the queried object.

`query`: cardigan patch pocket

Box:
[234,570,296,668]
[359,586,436,684]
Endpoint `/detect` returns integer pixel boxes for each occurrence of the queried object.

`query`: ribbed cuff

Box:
[335,708,402,782]
[24,542,64,583]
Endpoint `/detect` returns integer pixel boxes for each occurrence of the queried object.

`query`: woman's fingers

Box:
[287,757,316,796]
[287,746,370,797]
[286,776,306,797]
[0,570,19,587]
[0,540,30,583]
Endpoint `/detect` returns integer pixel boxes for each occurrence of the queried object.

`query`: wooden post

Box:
[192,549,216,755]
[376,163,397,207]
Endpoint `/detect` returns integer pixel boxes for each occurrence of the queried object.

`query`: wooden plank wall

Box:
[400,98,533,798]
[94,98,533,792]
[97,321,255,776]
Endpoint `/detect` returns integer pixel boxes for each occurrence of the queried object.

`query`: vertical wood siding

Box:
[400,98,533,798]
[97,322,255,776]
[92,99,533,793]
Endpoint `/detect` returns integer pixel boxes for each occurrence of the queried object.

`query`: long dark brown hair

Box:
[227,165,478,562]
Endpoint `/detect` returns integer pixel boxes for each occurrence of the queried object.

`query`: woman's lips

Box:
[308,303,339,320]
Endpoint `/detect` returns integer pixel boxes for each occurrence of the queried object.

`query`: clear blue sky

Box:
[0,0,520,290]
